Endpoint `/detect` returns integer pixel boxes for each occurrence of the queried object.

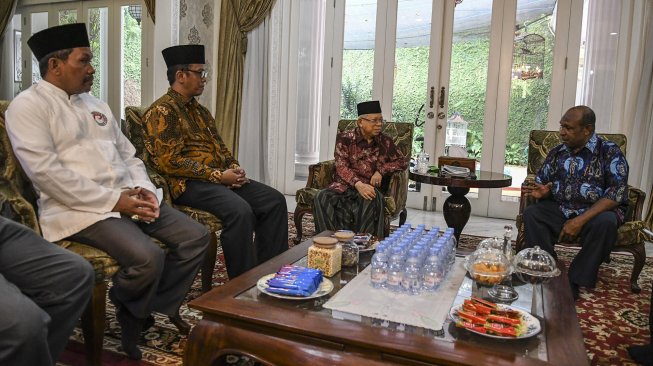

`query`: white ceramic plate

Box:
[257,274,334,300]
[449,303,541,339]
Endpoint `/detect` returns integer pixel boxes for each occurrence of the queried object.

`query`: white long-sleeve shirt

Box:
[6,80,159,241]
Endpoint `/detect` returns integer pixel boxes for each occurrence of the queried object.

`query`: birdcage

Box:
[446,112,468,148]
[512,33,545,80]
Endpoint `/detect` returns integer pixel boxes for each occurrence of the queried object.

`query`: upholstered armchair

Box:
[514,130,647,293]
[123,106,221,293]
[0,100,115,366]
[294,120,413,243]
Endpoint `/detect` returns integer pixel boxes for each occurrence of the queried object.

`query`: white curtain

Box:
[617,0,653,200]
[238,0,324,192]
[576,0,621,132]
[238,14,271,184]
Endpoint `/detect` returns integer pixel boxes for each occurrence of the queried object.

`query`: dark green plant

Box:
[340,78,362,120]
[505,143,527,165]
[466,130,483,159]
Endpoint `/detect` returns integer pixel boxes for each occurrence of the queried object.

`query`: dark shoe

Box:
[169,312,191,335]
[628,344,653,366]
[143,314,155,331]
[569,281,580,301]
[109,288,144,360]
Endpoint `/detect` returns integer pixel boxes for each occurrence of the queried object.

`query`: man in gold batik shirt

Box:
[143,44,288,279]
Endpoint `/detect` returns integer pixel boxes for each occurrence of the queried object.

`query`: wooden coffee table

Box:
[185,232,588,365]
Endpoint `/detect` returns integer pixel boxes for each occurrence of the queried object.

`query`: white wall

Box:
[151,0,220,114]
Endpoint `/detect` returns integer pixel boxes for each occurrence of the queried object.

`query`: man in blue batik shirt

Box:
[522,105,629,300]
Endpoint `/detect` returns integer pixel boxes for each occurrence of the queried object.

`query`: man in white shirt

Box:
[6,23,210,360]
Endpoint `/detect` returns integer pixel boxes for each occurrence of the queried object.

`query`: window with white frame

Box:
[13,0,148,121]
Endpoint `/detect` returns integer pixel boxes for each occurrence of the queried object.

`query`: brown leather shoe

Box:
[169,312,191,335]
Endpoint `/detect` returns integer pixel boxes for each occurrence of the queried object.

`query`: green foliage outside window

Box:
[57,8,141,103]
[340,16,553,167]
[122,8,141,85]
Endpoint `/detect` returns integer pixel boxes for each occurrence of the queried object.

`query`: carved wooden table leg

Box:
[184,319,227,366]
[443,186,471,244]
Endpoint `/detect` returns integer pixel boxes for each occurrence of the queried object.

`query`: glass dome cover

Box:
[477,237,504,251]
[464,247,513,285]
[513,246,561,283]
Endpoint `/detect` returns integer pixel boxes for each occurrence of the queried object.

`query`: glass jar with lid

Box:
[335,230,359,267]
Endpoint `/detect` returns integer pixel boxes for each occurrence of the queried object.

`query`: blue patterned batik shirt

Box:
[535,133,629,223]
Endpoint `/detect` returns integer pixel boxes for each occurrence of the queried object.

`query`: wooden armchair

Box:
[123,106,222,292]
[0,101,113,366]
[293,120,413,243]
[514,130,647,293]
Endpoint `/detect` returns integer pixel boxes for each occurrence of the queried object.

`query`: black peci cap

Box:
[357,101,382,116]
[162,45,205,68]
[27,23,90,61]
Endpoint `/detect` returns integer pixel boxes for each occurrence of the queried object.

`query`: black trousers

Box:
[0,217,94,366]
[175,180,289,279]
[68,204,210,318]
[523,199,617,287]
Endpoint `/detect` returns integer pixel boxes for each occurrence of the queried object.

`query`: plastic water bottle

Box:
[443,230,457,270]
[387,254,404,292]
[370,252,388,289]
[401,257,422,295]
[422,255,443,291]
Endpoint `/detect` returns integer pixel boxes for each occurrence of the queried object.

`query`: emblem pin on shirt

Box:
[91,111,108,126]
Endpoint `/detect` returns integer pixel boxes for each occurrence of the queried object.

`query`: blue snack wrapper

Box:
[265,286,313,297]
[266,265,323,296]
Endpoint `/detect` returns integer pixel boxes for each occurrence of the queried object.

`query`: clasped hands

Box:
[113,187,160,223]
[221,167,250,189]
[355,171,382,200]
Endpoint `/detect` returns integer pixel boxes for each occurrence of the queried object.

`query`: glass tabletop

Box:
[235,251,549,362]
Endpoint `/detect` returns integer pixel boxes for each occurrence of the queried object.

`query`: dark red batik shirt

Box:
[327,127,408,193]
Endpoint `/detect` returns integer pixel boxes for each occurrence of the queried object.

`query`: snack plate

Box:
[358,240,379,252]
[257,274,334,300]
[449,303,541,340]
[330,233,378,252]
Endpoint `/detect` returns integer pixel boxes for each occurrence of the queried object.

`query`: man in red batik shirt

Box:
[313,101,408,237]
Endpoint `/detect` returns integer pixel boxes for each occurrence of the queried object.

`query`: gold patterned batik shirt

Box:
[142,88,239,198]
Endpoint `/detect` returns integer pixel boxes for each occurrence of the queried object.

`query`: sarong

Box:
[313,187,385,237]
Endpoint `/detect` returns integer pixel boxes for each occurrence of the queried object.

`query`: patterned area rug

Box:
[60,214,651,366]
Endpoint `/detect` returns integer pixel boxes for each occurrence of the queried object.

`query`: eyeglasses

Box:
[184,69,208,79]
[360,117,384,124]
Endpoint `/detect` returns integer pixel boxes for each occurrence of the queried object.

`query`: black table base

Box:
[444,186,471,244]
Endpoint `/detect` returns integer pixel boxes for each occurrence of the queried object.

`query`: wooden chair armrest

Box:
[387,169,408,212]
[0,180,41,234]
[307,160,335,189]
[145,167,173,206]
[518,174,538,214]
[626,185,646,222]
